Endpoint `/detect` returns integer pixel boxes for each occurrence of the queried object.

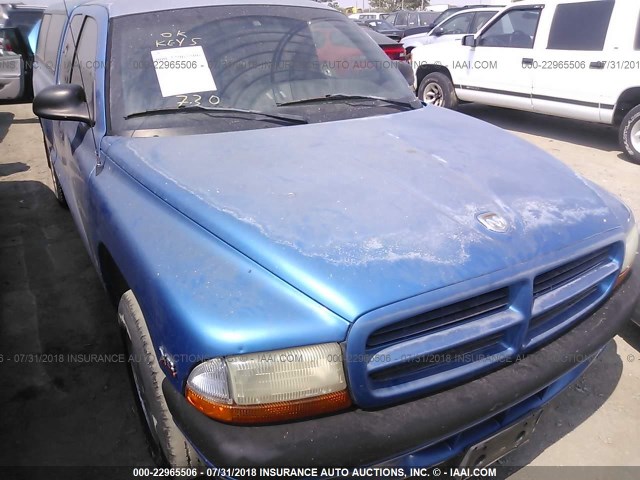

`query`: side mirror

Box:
[432,27,445,37]
[462,35,477,47]
[33,84,94,126]
[395,60,415,86]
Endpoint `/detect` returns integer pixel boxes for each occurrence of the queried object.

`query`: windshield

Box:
[109,5,418,136]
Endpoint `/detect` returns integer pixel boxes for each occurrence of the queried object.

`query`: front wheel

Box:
[417,72,458,109]
[42,133,68,208]
[619,105,640,164]
[118,291,201,468]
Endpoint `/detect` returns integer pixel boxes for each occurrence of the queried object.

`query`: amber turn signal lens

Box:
[186,387,352,424]
[613,267,631,289]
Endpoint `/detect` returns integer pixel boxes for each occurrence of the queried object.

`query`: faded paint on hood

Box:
[103,107,620,320]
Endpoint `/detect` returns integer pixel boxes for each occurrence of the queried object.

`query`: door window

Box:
[470,11,496,33]
[438,12,474,35]
[547,1,614,51]
[70,17,98,118]
[395,12,408,27]
[35,13,50,62]
[407,13,418,27]
[42,13,66,73]
[478,8,541,48]
[59,15,85,83]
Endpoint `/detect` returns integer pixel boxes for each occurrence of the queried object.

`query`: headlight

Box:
[617,215,638,287]
[185,343,351,424]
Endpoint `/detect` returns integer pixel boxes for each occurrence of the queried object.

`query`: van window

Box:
[478,9,541,48]
[35,13,51,62]
[42,13,66,72]
[547,1,614,51]
[70,18,98,118]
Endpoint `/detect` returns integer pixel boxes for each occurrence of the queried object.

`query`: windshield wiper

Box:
[276,94,419,109]
[124,105,308,124]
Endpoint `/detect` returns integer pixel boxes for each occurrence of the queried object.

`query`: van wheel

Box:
[42,135,68,208]
[619,105,640,164]
[118,291,201,468]
[418,72,458,109]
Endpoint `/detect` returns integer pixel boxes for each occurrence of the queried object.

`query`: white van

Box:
[411,0,640,163]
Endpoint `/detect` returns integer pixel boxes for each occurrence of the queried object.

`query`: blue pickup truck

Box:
[31,0,639,471]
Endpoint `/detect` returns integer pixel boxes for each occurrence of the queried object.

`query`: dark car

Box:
[2,4,44,47]
[361,19,403,41]
[385,10,439,34]
[356,23,406,60]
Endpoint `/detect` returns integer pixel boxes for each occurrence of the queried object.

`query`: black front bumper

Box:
[163,256,640,467]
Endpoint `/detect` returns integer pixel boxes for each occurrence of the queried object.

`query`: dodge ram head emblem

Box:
[477,212,509,233]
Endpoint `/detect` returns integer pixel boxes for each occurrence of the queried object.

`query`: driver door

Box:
[455,6,542,112]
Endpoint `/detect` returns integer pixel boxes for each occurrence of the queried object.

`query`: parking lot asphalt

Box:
[0,103,639,473]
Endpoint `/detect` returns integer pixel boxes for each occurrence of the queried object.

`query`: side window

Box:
[478,9,541,48]
[70,17,98,118]
[59,15,85,83]
[386,13,397,26]
[438,13,474,35]
[547,1,614,51]
[42,13,66,73]
[396,12,408,27]
[470,11,496,33]
[407,13,418,27]
[35,13,51,62]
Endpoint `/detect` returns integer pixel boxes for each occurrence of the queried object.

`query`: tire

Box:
[619,105,640,164]
[418,72,458,109]
[118,291,201,468]
[50,166,68,208]
[42,133,68,208]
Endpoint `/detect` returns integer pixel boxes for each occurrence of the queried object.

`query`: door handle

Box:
[590,61,605,69]
[522,58,534,67]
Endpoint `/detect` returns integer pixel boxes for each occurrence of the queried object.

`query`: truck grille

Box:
[346,243,622,407]
[366,288,509,349]
[533,247,610,298]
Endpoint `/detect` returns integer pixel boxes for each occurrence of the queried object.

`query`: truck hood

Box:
[103,107,621,321]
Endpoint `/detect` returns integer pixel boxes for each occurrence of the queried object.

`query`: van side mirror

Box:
[33,84,94,126]
[462,35,477,47]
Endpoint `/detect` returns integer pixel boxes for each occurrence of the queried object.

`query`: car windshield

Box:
[109,5,419,136]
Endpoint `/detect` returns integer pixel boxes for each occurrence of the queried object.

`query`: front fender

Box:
[91,154,350,392]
